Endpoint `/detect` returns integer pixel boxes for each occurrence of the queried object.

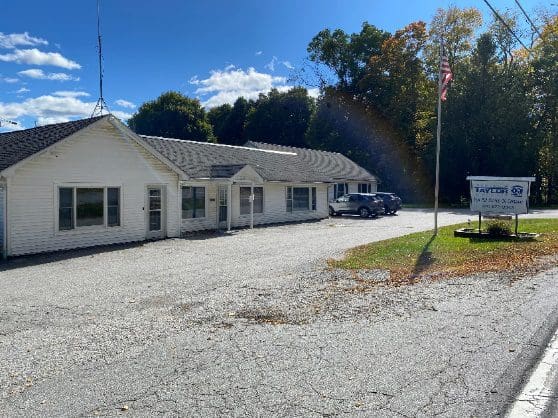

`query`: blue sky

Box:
[0,0,551,130]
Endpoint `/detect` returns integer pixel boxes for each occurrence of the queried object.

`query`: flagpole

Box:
[434,40,443,235]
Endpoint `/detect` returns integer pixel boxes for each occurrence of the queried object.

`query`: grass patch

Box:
[330,219,558,285]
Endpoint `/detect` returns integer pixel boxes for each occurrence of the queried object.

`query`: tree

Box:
[128,91,214,141]
[244,88,316,147]
[359,21,432,147]
[307,22,389,89]
[424,6,483,72]
[306,88,430,202]
[207,103,232,142]
[531,15,558,203]
[207,97,255,145]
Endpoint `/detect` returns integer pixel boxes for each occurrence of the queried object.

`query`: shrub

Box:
[486,220,512,237]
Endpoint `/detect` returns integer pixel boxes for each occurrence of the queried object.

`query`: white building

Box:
[0,115,377,257]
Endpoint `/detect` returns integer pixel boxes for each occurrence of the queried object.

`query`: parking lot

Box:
[2,209,558,417]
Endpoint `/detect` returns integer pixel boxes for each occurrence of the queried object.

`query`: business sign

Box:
[467,176,535,215]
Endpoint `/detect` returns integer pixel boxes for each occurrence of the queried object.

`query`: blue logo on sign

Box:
[511,185,523,197]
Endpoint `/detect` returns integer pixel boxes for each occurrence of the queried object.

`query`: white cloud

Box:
[36,116,73,126]
[0,32,48,49]
[18,69,79,81]
[265,56,278,72]
[111,110,133,120]
[224,64,235,71]
[0,95,94,121]
[3,77,19,83]
[191,66,292,108]
[0,48,80,69]
[307,88,320,98]
[0,94,132,128]
[53,91,90,98]
[255,51,263,56]
[115,99,136,109]
[282,61,294,70]
[16,87,30,94]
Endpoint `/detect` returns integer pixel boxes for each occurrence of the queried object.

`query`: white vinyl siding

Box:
[240,187,263,215]
[6,118,180,256]
[348,181,377,194]
[231,183,328,228]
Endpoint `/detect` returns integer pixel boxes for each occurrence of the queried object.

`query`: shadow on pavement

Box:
[0,241,146,272]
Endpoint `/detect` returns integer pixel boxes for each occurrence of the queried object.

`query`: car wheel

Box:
[392,209,398,215]
[329,207,337,217]
[359,207,370,218]
[371,210,379,218]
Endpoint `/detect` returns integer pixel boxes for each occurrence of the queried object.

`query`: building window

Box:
[107,188,120,227]
[334,183,348,199]
[311,187,317,210]
[58,186,120,231]
[286,186,316,212]
[358,183,371,193]
[240,187,263,215]
[59,188,74,230]
[76,188,104,227]
[182,186,206,219]
[286,187,293,212]
[293,187,309,211]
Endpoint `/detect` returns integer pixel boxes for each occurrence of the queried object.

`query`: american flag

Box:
[440,55,452,101]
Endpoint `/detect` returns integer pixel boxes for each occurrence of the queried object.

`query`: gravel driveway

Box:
[1,209,558,417]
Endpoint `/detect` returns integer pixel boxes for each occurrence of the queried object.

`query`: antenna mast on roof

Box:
[0,117,18,128]
[91,0,110,117]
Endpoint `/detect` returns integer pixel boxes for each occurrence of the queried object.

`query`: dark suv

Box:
[374,192,402,215]
[329,193,385,218]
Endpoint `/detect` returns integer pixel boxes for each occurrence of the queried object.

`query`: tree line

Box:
[128,6,557,205]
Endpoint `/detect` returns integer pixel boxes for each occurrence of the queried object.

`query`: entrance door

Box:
[218,185,228,229]
[146,186,165,239]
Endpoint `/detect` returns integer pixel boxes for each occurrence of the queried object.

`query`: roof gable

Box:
[0,116,106,173]
[244,141,377,182]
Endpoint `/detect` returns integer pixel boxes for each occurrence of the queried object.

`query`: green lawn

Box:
[330,219,558,283]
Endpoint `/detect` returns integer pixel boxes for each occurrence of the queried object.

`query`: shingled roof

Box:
[244,141,377,182]
[0,116,106,173]
[141,136,333,182]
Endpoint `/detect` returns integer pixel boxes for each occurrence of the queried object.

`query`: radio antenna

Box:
[91,0,110,117]
[0,117,18,128]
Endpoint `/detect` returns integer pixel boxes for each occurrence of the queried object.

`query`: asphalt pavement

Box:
[1,208,558,417]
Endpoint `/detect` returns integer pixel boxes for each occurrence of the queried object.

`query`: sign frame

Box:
[466,176,536,235]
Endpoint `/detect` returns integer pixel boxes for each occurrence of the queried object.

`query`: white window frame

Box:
[240,186,264,216]
[286,186,318,212]
[358,183,371,193]
[334,183,348,199]
[181,185,207,219]
[55,184,122,233]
